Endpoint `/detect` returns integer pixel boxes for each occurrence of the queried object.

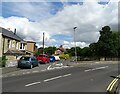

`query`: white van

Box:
[54,56,60,61]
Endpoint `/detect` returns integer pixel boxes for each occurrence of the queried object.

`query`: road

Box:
[2,61,119,93]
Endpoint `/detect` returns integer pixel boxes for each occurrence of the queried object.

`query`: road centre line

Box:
[25,81,41,87]
[84,66,108,72]
[44,73,72,82]
[44,76,62,82]
[63,74,71,77]
[25,73,72,87]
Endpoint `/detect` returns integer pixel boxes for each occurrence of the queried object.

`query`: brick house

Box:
[55,45,65,55]
[26,41,37,56]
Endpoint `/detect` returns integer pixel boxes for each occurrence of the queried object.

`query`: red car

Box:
[36,54,50,64]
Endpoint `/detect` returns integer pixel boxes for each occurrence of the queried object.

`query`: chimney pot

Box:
[14,28,16,35]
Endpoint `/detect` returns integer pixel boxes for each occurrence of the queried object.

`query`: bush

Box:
[0,55,7,67]
[59,54,70,60]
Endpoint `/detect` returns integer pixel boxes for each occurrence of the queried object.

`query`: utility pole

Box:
[43,32,44,54]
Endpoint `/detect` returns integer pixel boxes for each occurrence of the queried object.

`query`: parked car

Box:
[48,56,55,62]
[18,56,39,69]
[36,54,50,64]
[54,56,60,61]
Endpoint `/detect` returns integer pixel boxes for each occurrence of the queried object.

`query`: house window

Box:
[8,40,10,48]
[23,44,26,50]
[16,42,18,49]
[20,43,22,49]
[12,41,15,48]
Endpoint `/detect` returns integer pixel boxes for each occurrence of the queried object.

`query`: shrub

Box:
[59,54,70,60]
[0,55,7,67]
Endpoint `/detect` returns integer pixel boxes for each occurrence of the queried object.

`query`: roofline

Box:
[2,35,21,41]
[27,41,36,43]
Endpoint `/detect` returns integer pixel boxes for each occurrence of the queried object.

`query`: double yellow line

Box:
[107,74,120,92]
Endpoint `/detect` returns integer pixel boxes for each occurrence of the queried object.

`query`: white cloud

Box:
[0,1,118,48]
[63,40,89,48]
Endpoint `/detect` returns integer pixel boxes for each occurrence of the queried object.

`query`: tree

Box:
[97,26,113,59]
[81,47,91,57]
[44,46,56,55]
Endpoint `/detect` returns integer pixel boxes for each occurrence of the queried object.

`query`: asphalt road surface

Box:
[2,62,119,93]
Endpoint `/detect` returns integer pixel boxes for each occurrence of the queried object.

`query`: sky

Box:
[0,0,119,48]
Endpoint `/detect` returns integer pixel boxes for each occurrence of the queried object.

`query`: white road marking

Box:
[25,73,72,87]
[47,65,51,70]
[11,74,15,76]
[44,76,62,82]
[84,69,92,72]
[32,71,39,73]
[0,75,3,78]
[26,72,30,74]
[63,74,71,77]
[62,66,69,68]
[41,69,47,71]
[25,81,41,87]
[55,63,63,66]
[84,66,108,72]
[55,67,62,69]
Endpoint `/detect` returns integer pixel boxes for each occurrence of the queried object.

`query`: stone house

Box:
[0,27,37,67]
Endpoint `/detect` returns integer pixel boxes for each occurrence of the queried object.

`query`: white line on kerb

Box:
[44,76,62,82]
[25,82,41,87]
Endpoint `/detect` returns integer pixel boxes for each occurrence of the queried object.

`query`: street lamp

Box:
[73,27,77,63]
[43,32,45,54]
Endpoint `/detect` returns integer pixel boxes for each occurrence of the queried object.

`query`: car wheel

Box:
[45,61,47,64]
[17,65,19,68]
[38,63,40,67]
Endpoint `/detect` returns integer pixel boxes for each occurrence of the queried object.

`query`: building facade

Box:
[0,27,37,67]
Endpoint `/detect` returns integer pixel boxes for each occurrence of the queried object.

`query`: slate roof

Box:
[4,50,25,55]
[0,27,23,41]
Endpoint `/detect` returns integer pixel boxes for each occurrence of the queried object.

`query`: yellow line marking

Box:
[107,74,120,92]
[109,79,118,91]
[107,79,117,91]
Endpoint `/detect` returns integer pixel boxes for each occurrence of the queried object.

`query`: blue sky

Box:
[2,2,64,19]
[0,0,118,48]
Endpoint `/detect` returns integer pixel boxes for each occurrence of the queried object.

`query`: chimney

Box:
[14,28,16,35]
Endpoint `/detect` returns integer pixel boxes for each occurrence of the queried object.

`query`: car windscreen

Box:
[20,57,30,61]
[49,56,54,58]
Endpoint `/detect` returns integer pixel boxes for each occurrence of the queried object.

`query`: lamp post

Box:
[43,32,45,54]
[73,27,77,63]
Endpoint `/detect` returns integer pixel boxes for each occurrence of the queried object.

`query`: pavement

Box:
[2,61,119,92]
